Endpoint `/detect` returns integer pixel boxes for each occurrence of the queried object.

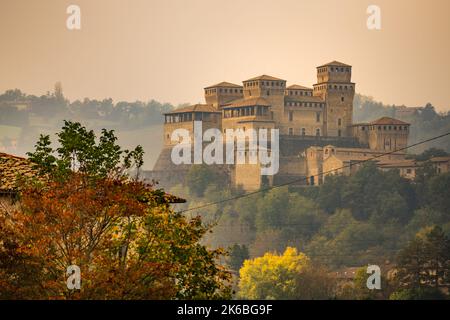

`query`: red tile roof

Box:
[204,82,242,89]
[318,61,351,68]
[244,74,285,82]
[370,117,410,126]
[164,104,220,114]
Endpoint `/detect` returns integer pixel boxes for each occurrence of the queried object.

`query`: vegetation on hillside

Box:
[0,122,231,299]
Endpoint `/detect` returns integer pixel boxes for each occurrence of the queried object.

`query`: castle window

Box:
[338,129,342,137]
[302,128,306,136]
[316,112,321,123]
[338,118,342,126]
[289,128,293,135]
[378,126,381,130]
[316,128,321,136]
[289,111,293,121]
[266,90,270,96]
[341,96,344,102]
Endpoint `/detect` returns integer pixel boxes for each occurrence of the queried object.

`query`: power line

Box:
[178,131,450,214]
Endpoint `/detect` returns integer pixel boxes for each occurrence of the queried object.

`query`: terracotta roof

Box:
[244,75,285,82]
[164,104,220,114]
[223,97,271,108]
[370,117,410,126]
[204,82,242,89]
[287,84,313,90]
[0,152,39,193]
[377,159,419,168]
[430,156,450,163]
[318,61,351,68]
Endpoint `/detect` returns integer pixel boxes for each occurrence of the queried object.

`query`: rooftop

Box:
[287,84,313,90]
[204,81,242,89]
[370,117,410,126]
[164,104,220,114]
[223,97,271,108]
[318,61,351,68]
[244,74,285,82]
[0,152,39,193]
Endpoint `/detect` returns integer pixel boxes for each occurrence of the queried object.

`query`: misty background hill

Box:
[1,86,449,170]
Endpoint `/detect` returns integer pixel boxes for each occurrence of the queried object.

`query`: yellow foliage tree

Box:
[238,247,310,299]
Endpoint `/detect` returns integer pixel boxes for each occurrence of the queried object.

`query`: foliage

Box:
[389,287,447,300]
[0,175,231,299]
[26,121,144,180]
[228,244,250,272]
[394,226,450,292]
[0,121,231,299]
[185,164,227,197]
[239,247,335,300]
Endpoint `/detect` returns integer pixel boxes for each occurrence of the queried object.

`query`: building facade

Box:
[152,61,412,190]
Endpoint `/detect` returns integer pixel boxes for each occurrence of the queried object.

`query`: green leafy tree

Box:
[228,244,249,271]
[394,226,450,292]
[185,164,226,197]
[27,120,143,180]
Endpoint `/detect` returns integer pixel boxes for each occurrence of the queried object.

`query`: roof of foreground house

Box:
[0,152,38,193]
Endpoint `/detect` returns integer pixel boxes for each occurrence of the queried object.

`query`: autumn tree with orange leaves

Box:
[0,121,231,299]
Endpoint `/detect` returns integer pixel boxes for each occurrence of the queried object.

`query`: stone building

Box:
[151,61,412,190]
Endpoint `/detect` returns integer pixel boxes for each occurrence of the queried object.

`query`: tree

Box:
[0,121,231,299]
[27,120,143,180]
[238,247,335,300]
[394,226,450,294]
[185,164,225,197]
[389,287,447,300]
[228,244,249,271]
[414,148,449,161]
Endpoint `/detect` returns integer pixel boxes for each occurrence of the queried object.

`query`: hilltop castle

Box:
[151,61,411,190]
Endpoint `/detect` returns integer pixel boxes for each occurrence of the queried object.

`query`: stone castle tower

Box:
[313,61,355,137]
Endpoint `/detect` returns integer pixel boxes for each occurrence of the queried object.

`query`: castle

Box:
[151,61,412,190]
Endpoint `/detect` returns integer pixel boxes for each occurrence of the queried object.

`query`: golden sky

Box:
[1,0,449,111]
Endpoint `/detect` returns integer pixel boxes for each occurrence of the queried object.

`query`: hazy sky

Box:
[1,0,449,111]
